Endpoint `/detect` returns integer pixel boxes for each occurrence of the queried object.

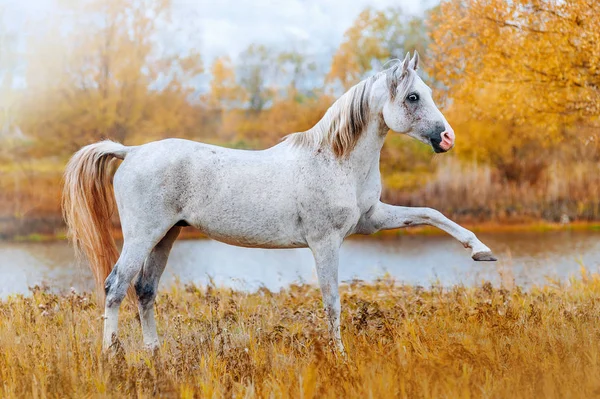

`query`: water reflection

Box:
[1,230,599,297]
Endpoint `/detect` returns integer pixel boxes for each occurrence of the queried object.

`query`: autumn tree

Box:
[19,0,203,154]
[237,44,277,114]
[430,0,600,181]
[327,7,430,90]
[205,56,244,110]
[215,46,327,145]
[276,49,321,100]
[0,5,19,141]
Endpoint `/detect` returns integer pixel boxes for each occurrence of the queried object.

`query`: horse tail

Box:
[62,140,131,299]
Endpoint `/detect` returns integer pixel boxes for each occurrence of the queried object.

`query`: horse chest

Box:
[295,175,378,240]
[356,175,382,214]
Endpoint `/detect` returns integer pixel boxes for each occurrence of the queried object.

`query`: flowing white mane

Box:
[285,60,417,157]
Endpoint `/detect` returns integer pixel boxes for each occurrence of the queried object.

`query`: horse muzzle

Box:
[430,127,455,153]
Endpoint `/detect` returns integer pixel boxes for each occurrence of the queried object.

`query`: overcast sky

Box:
[170,0,435,61]
[3,0,437,62]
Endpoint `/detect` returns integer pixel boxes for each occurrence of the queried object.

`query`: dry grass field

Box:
[1,274,600,398]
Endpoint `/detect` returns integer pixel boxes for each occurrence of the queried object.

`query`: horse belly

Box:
[199,229,307,249]
[190,209,307,249]
[185,182,306,249]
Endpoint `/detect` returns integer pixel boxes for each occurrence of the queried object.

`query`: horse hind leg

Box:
[103,238,156,351]
[103,223,179,352]
[134,225,181,351]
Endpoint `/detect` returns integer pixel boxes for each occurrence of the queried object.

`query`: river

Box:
[1,230,599,297]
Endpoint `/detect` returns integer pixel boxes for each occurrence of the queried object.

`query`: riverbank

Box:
[1,276,599,398]
[7,220,600,243]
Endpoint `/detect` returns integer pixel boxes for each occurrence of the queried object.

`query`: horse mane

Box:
[285,60,416,157]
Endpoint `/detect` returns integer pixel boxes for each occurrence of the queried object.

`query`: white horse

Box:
[63,52,496,354]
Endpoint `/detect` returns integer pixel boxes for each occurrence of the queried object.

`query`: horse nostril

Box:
[441,131,454,143]
[438,130,454,151]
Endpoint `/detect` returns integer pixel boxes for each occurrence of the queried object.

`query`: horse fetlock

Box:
[470,239,490,253]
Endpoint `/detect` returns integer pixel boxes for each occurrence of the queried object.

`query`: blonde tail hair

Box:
[62,140,129,299]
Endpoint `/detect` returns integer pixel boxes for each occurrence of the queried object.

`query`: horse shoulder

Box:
[295,158,362,239]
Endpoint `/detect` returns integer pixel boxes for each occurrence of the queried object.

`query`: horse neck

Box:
[343,80,389,181]
[345,116,388,182]
[286,74,389,180]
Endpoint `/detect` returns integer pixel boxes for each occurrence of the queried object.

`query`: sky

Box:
[3,0,436,62]
[170,0,434,61]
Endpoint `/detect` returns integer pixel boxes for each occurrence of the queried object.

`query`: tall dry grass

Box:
[387,158,600,223]
[1,275,600,398]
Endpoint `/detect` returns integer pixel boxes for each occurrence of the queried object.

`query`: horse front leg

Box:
[309,238,345,354]
[363,202,497,261]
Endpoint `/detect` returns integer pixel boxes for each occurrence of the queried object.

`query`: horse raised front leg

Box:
[309,238,345,354]
[134,226,181,351]
[363,202,497,261]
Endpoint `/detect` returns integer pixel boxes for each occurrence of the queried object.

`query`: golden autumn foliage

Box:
[205,56,245,111]
[328,7,430,90]
[432,0,600,120]
[2,0,600,237]
[430,0,600,180]
[18,0,203,153]
[2,276,600,398]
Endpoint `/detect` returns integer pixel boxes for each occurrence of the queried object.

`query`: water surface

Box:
[1,231,599,297]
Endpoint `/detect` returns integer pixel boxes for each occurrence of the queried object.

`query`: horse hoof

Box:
[472,251,497,261]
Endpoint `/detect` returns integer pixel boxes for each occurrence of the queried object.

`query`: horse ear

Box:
[401,52,410,75]
[409,51,419,70]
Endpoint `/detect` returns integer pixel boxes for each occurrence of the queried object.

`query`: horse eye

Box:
[407,93,419,103]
